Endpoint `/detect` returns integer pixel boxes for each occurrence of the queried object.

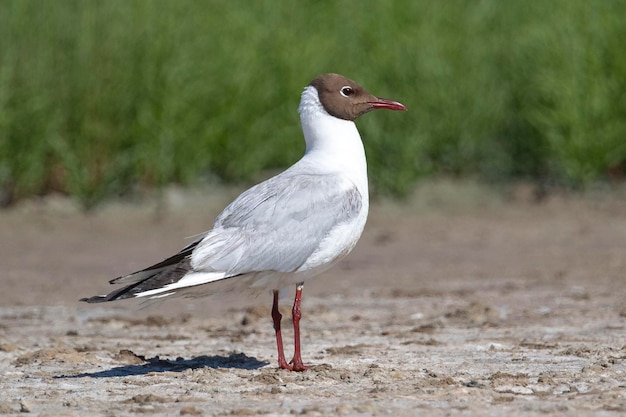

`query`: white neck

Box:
[297,86,368,195]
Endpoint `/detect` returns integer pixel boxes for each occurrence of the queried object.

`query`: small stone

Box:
[180,406,202,415]
[0,343,18,352]
[19,401,31,413]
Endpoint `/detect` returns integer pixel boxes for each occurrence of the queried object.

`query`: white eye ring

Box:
[340,86,354,97]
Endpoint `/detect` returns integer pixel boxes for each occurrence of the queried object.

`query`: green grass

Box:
[1,0,625,207]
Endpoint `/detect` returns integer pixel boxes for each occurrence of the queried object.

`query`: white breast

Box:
[297,194,368,273]
[295,85,370,273]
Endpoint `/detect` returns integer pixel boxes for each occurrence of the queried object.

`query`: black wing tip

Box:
[109,276,124,285]
[79,295,109,303]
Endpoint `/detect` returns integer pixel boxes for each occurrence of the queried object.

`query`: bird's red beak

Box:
[368,97,407,111]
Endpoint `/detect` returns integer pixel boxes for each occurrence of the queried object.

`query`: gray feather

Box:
[108,237,204,285]
[192,172,363,275]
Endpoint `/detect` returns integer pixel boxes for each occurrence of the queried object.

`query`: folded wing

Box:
[81,173,362,303]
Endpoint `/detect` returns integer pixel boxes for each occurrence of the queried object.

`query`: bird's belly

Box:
[296,203,368,274]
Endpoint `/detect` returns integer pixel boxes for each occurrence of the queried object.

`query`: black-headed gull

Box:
[82,73,406,371]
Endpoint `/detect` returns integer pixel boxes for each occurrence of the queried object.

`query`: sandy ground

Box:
[0,182,625,416]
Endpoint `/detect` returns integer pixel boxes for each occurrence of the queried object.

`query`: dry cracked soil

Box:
[0,182,625,416]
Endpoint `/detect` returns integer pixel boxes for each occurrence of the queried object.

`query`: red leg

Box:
[272,290,292,370]
[290,283,308,371]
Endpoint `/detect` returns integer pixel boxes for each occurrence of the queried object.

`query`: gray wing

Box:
[191,172,363,274]
[80,172,362,304]
[106,236,205,286]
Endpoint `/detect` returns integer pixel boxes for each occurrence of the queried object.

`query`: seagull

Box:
[81,73,406,371]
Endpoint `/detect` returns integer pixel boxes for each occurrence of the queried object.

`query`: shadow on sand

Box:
[57,353,268,378]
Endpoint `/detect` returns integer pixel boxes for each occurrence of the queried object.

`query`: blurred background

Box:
[1,5,625,412]
[1,0,625,208]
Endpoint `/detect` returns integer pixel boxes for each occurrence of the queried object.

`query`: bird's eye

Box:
[340,86,354,97]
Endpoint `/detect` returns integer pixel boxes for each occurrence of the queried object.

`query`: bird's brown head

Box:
[309,73,407,121]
